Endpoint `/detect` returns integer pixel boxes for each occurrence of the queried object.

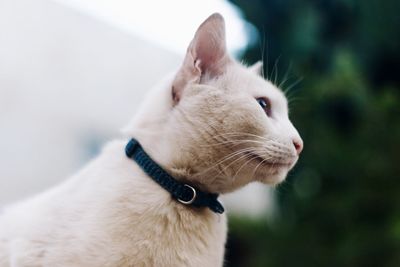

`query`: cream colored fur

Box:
[0,13,302,267]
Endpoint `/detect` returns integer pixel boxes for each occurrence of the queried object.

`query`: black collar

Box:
[125,139,224,214]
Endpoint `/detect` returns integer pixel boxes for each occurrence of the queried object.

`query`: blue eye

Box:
[256,97,272,117]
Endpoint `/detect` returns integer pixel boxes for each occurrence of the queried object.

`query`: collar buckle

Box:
[178,184,197,205]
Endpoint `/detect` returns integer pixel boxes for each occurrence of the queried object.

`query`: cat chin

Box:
[256,168,289,185]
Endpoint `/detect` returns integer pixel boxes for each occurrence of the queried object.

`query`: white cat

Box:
[0,13,302,267]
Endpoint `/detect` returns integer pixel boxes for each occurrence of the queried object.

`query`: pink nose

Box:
[293,138,303,155]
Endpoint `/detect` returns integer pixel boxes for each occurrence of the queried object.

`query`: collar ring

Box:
[178,184,197,205]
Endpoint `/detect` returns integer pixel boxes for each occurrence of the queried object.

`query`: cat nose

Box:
[292,138,303,155]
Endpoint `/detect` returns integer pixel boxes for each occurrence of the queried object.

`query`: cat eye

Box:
[256,97,272,117]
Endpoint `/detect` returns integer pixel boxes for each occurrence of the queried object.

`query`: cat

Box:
[0,13,302,267]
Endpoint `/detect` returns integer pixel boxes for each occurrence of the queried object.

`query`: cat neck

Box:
[122,74,193,185]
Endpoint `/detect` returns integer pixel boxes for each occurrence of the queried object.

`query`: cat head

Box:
[129,13,303,194]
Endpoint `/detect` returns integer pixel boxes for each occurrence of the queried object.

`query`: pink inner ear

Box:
[172,13,230,104]
[191,14,228,75]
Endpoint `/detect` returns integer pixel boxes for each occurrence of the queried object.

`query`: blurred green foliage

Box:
[226,0,400,266]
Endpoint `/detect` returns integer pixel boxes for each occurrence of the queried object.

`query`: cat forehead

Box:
[219,64,288,107]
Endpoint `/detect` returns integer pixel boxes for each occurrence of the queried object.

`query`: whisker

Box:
[269,55,281,86]
[231,153,261,181]
[259,29,266,79]
[250,155,274,181]
[209,152,257,188]
[211,132,270,141]
[283,76,303,95]
[193,147,263,177]
[218,152,256,177]
[200,139,274,148]
[278,61,293,89]
[287,96,306,107]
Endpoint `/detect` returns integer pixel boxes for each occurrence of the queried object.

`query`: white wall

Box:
[0,0,181,204]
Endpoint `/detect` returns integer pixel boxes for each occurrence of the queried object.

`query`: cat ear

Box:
[172,13,230,103]
[249,61,263,76]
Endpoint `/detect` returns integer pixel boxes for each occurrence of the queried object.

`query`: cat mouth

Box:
[245,152,293,169]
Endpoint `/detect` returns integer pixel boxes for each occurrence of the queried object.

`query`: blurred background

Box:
[0,0,399,266]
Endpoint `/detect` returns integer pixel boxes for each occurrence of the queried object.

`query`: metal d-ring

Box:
[178,184,197,205]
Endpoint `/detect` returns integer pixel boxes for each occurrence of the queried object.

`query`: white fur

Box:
[0,13,302,267]
[0,139,226,267]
